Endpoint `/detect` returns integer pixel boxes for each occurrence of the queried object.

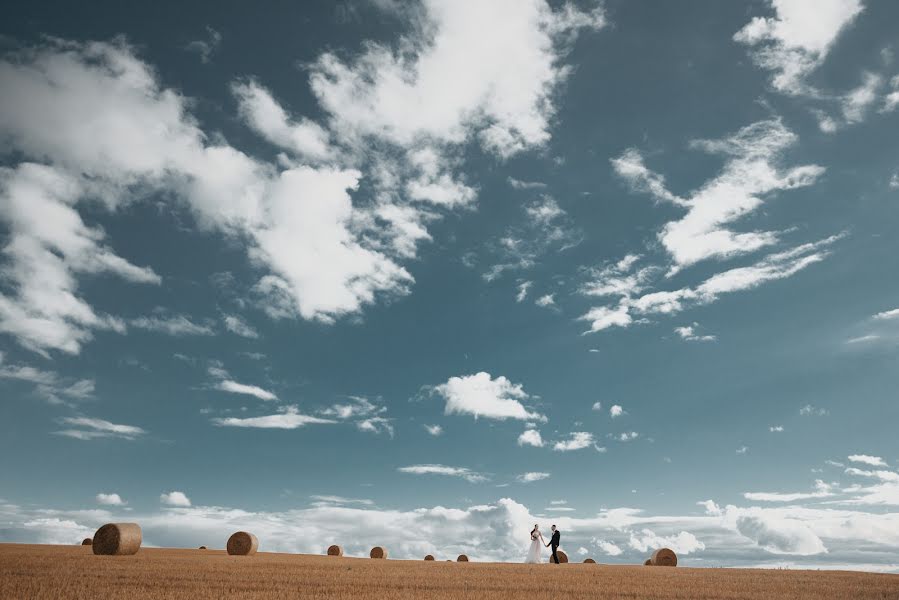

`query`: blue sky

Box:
[2,0,899,570]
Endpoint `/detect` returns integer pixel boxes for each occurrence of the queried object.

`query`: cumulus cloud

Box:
[609,405,623,418]
[424,424,443,436]
[160,491,191,507]
[6,491,899,567]
[674,324,717,342]
[593,538,623,556]
[397,464,487,483]
[517,429,545,448]
[232,79,333,162]
[627,529,705,555]
[735,515,825,555]
[733,0,864,96]
[95,493,125,506]
[553,432,595,452]
[432,372,545,422]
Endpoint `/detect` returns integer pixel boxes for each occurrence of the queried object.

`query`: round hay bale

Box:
[650,547,677,567]
[370,546,387,559]
[457,554,469,562]
[549,550,568,563]
[226,531,258,556]
[198,546,207,550]
[583,558,596,564]
[644,558,652,566]
[81,538,92,546]
[92,523,141,556]
[424,554,435,561]
[327,544,343,557]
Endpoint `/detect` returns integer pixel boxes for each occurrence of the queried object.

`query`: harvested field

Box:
[2,544,898,600]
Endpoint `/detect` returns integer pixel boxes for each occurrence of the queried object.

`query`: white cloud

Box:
[517,472,550,483]
[55,416,146,440]
[770,425,785,432]
[222,314,259,339]
[617,431,639,442]
[582,234,841,333]
[553,432,595,452]
[516,281,532,303]
[674,324,717,342]
[398,464,487,483]
[733,0,864,95]
[212,406,336,429]
[517,429,545,448]
[432,372,545,422]
[744,480,834,502]
[232,79,333,161]
[883,75,899,113]
[0,39,412,347]
[737,446,749,455]
[873,308,899,320]
[424,424,443,436]
[628,529,705,555]
[6,493,899,567]
[95,493,124,506]
[849,455,888,468]
[593,538,623,556]
[734,514,826,555]
[591,401,602,411]
[0,356,95,404]
[309,0,605,157]
[535,293,555,307]
[215,380,278,402]
[609,405,623,418]
[612,120,825,271]
[160,491,191,507]
[0,163,157,355]
[841,72,883,124]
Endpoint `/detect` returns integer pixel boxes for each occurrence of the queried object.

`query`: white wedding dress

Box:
[525,532,543,563]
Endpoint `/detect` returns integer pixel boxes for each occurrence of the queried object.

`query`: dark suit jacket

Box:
[550,530,560,547]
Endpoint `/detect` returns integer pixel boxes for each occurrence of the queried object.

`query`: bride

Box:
[525,524,545,563]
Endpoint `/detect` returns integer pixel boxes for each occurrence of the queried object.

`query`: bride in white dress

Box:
[525,524,545,563]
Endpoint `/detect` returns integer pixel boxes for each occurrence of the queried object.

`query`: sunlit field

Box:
[3,544,898,600]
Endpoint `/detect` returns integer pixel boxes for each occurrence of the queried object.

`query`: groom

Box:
[545,524,561,564]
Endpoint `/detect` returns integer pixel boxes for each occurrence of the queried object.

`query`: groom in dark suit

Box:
[545,524,561,563]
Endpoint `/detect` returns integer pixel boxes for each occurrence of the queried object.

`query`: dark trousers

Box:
[551,545,559,564]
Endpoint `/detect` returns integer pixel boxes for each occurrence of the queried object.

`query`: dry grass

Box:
[2,544,898,600]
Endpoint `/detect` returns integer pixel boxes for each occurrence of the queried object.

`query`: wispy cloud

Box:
[215,380,278,401]
[397,464,487,483]
[212,406,335,429]
[55,417,146,441]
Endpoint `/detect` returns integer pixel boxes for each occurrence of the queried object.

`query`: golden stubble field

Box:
[2,544,898,600]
